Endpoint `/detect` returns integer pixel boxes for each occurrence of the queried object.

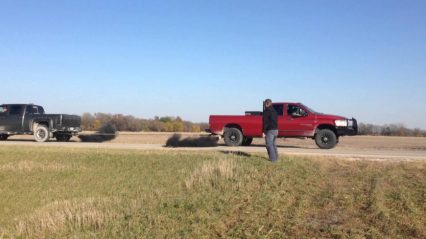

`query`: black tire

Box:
[242,137,253,146]
[223,127,243,146]
[34,125,50,142]
[56,134,71,142]
[315,129,337,149]
[0,134,8,141]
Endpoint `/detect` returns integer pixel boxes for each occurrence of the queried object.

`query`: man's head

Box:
[264,99,273,108]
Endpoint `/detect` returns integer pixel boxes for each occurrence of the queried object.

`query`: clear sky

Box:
[1,1,425,128]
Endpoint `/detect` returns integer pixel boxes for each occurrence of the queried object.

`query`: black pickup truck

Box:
[0,104,81,142]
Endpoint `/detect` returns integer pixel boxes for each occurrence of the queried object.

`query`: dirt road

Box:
[1,134,426,160]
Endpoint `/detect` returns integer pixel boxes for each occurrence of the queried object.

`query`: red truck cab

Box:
[208,102,357,149]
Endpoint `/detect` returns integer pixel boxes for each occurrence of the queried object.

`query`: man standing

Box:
[263,99,279,162]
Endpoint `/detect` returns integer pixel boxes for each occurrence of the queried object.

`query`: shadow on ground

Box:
[218,150,252,157]
[165,134,219,147]
[216,143,311,149]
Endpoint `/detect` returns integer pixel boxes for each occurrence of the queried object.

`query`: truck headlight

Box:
[335,120,348,127]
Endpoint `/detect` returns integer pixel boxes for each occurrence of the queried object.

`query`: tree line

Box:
[81,112,426,136]
[357,123,426,137]
[81,113,208,132]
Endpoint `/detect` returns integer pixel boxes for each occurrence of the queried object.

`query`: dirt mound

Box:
[165,134,218,147]
[79,124,117,142]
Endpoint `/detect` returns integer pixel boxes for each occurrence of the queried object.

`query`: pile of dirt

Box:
[78,124,117,142]
[165,134,218,147]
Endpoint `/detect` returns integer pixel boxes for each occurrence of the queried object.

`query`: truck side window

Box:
[26,106,42,114]
[9,105,24,115]
[288,105,307,117]
[38,107,45,114]
[273,104,284,116]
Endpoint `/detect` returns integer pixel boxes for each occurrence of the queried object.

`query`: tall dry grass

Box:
[0,160,69,172]
[15,197,121,238]
[184,158,236,190]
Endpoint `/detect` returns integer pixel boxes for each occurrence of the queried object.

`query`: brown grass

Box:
[0,160,69,172]
[15,197,122,238]
[184,158,236,189]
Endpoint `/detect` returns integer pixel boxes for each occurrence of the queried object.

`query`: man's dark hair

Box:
[264,99,272,107]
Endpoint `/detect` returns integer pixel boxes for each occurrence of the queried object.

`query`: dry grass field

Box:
[0,145,425,238]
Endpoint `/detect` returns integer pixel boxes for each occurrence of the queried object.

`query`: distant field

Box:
[0,146,424,238]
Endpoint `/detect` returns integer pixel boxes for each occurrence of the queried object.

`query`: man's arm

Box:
[262,110,269,133]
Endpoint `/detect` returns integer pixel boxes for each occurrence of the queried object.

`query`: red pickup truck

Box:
[207,102,357,149]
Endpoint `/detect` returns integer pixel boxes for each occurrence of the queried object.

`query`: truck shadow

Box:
[219,150,252,157]
[6,138,35,142]
[216,143,309,149]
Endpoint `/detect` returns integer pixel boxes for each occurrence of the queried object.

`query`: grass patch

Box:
[0,146,424,238]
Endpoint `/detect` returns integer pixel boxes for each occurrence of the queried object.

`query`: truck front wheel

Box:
[315,129,337,149]
[34,125,50,142]
[224,127,243,146]
[0,134,8,141]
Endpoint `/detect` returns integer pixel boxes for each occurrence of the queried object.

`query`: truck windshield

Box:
[300,104,320,114]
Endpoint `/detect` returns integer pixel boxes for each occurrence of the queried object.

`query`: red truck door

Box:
[280,103,316,137]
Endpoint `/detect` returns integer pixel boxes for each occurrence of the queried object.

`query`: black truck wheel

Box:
[56,134,71,142]
[315,129,337,149]
[34,125,50,142]
[242,137,253,146]
[0,134,8,141]
[224,127,243,146]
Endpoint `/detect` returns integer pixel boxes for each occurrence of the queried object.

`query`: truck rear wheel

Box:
[0,134,8,141]
[224,127,243,146]
[242,137,253,146]
[34,125,50,142]
[315,129,337,149]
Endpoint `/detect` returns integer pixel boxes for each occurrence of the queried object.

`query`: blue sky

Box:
[1,1,425,128]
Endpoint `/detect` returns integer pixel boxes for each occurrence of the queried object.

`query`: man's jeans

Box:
[265,129,279,162]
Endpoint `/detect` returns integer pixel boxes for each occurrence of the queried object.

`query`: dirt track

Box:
[1,133,426,161]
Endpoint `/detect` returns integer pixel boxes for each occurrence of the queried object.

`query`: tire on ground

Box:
[223,127,244,146]
[34,125,50,142]
[315,129,337,149]
[242,137,253,146]
[0,134,8,141]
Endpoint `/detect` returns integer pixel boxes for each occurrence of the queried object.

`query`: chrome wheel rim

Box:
[37,129,46,139]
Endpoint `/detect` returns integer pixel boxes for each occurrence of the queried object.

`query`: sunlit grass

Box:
[0,146,424,238]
